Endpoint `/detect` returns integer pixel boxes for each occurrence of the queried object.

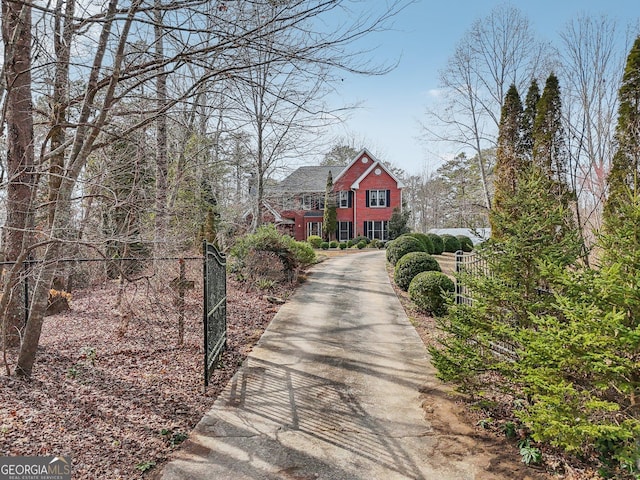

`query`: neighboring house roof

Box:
[270,166,341,194]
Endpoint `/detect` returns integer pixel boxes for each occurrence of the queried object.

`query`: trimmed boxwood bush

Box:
[441,234,461,253]
[426,233,444,255]
[329,240,339,249]
[456,235,473,252]
[409,232,434,254]
[320,242,329,250]
[386,235,425,265]
[307,235,323,248]
[353,235,370,245]
[408,271,454,316]
[356,240,367,249]
[393,251,441,291]
[339,242,347,250]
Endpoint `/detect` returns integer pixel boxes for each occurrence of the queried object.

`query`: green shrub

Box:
[329,240,339,249]
[307,235,323,248]
[357,240,367,249]
[441,234,461,253]
[456,235,473,252]
[346,240,355,248]
[426,233,444,255]
[231,224,316,283]
[409,232,435,254]
[353,235,370,245]
[394,252,441,291]
[408,271,454,315]
[289,240,316,268]
[339,242,347,250]
[369,239,381,249]
[320,242,329,250]
[385,235,425,265]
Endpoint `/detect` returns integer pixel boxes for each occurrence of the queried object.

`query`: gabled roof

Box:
[334,148,404,189]
[267,147,404,195]
[333,147,375,183]
[270,166,341,193]
[350,160,405,189]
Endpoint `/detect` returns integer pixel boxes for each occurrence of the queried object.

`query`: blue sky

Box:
[324,0,639,175]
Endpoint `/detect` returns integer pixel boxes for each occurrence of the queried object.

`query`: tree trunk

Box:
[1,0,35,346]
[16,180,72,377]
[153,3,168,254]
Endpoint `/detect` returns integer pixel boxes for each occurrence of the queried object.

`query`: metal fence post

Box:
[455,250,463,305]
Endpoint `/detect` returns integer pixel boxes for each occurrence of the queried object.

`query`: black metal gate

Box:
[203,241,227,387]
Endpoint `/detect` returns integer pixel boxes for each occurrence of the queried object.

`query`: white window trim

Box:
[338,221,351,241]
[338,191,349,208]
[307,221,323,237]
[369,190,387,208]
[366,220,388,241]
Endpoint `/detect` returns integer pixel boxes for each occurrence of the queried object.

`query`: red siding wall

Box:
[333,152,374,192]
[333,161,401,237]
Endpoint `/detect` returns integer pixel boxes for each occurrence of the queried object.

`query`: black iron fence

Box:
[1,249,228,386]
[203,241,227,388]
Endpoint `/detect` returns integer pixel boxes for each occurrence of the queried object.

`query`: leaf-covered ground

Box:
[0,271,291,479]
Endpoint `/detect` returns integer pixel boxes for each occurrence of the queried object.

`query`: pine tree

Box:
[533,73,569,194]
[431,165,582,393]
[388,206,410,240]
[603,35,640,232]
[517,189,640,472]
[322,171,337,241]
[492,84,522,237]
[521,79,540,162]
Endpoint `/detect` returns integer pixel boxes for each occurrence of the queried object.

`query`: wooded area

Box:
[0,0,407,376]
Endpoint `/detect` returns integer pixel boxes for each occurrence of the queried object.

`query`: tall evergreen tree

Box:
[322,171,337,241]
[603,35,640,232]
[521,79,540,162]
[492,84,523,237]
[533,73,569,193]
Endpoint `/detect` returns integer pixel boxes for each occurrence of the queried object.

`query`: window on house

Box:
[368,190,388,208]
[338,191,350,208]
[302,194,324,210]
[337,221,352,242]
[307,221,322,237]
[364,221,388,241]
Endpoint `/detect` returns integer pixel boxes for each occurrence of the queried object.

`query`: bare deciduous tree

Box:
[559,15,625,237]
[423,4,553,211]
[1,0,410,376]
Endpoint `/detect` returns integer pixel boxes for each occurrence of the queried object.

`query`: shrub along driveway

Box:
[159,250,547,480]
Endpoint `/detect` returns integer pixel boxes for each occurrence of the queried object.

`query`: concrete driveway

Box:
[158,250,544,480]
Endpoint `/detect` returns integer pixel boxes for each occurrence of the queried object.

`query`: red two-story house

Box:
[265,149,404,241]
